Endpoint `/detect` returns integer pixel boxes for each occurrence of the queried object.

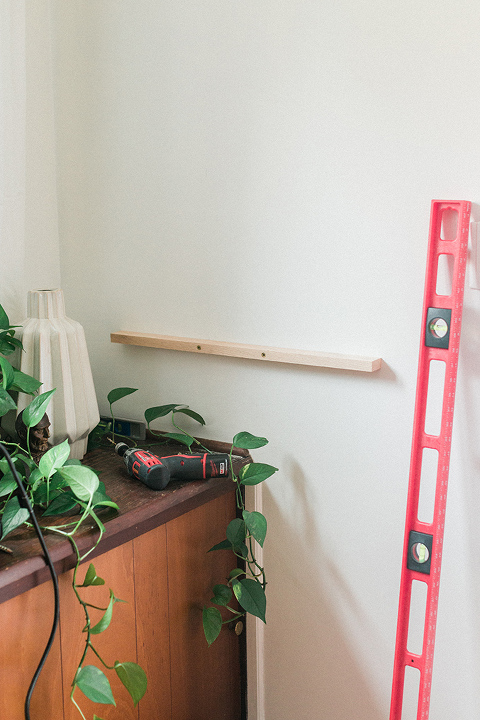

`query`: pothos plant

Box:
[0,304,147,720]
[100,386,278,646]
[0,294,277,716]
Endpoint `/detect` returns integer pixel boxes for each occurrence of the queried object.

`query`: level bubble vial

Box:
[411,542,430,564]
[429,318,449,339]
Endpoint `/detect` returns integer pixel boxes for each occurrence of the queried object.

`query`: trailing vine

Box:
[0,303,147,719]
[101,388,278,646]
[0,297,277,719]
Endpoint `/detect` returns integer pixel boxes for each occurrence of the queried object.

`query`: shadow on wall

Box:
[457,303,480,673]
[263,461,385,720]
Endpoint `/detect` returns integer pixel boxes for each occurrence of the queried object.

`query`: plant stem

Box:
[0,440,26,453]
[70,694,87,720]
[171,412,211,453]
[88,642,115,670]
[221,613,245,625]
[224,606,244,617]
[109,403,116,445]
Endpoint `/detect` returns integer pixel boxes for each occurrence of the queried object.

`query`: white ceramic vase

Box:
[16,289,100,459]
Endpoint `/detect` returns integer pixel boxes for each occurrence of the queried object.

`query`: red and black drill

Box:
[115,443,230,490]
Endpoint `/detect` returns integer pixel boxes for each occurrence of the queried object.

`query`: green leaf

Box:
[0,472,17,498]
[0,454,36,482]
[78,563,105,587]
[203,606,222,646]
[242,510,267,547]
[7,335,23,350]
[38,439,70,480]
[91,482,119,511]
[208,538,232,552]
[236,543,249,559]
[0,356,15,390]
[87,423,109,451]
[208,537,247,558]
[174,407,206,425]
[75,665,116,705]
[0,454,30,475]
[51,473,69,491]
[114,662,147,707]
[93,716,106,720]
[232,578,266,623]
[0,304,10,330]
[232,431,269,450]
[161,432,192,448]
[13,453,37,472]
[90,590,116,634]
[28,467,44,491]
[11,370,42,395]
[226,518,247,547]
[42,491,79,516]
[58,465,99,502]
[0,387,17,417]
[1,496,29,540]
[0,331,22,356]
[93,497,119,511]
[239,462,278,486]
[144,404,179,424]
[211,584,232,607]
[22,388,56,428]
[228,568,244,580]
[0,337,14,355]
[107,387,138,405]
[34,483,63,506]
[0,457,12,475]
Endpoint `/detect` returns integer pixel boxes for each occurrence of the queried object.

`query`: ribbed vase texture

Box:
[16,289,100,459]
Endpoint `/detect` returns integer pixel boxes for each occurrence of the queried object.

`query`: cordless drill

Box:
[115,443,230,490]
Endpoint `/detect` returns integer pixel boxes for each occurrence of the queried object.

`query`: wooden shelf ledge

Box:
[0,439,249,604]
[111,331,382,373]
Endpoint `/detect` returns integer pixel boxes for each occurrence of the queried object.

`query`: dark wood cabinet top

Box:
[0,438,249,604]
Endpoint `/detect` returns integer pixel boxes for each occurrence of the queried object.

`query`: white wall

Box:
[24,0,61,297]
[0,0,61,322]
[50,2,480,718]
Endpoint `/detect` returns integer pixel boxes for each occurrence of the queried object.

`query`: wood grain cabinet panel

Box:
[167,494,242,720]
[60,543,139,720]
[133,524,172,720]
[0,581,63,720]
[0,477,243,720]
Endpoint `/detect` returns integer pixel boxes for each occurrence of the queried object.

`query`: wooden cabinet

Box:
[0,445,245,720]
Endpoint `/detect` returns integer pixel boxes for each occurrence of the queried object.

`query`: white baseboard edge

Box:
[246,483,265,720]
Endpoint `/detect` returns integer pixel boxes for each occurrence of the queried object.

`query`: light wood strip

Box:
[111,331,382,373]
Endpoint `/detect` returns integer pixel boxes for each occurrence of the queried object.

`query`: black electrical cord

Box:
[0,443,60,720]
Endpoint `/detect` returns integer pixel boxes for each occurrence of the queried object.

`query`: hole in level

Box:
[407,580,428,656]
[424,360,446,436]
[436,254,454,296]
[417,447,438,524]
[440,208,458,241]
[401,665,421,720]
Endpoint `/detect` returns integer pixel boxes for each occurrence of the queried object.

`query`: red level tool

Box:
[389,199,471,720]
